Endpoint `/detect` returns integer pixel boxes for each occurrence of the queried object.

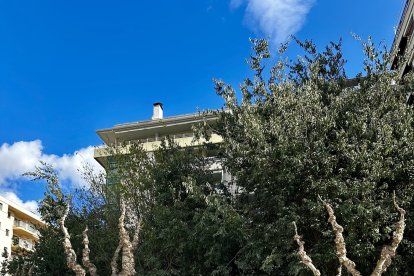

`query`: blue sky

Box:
[0,0,405,211]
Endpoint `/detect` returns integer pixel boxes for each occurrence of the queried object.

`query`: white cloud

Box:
[0,140,104,188]
[1,191,39,215]
[0,140,43,184]
[230,0,315,46]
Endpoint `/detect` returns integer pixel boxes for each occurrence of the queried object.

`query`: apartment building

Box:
[0,196,44,263]
[391,0,414,76]
[94,103,231,185]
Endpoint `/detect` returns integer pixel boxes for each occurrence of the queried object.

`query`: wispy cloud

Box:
[0,140,103,188]
[230,0,316,46]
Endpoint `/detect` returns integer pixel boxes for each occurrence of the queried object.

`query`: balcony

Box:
[94,133,223,168]
[12,236,34,252]
[13,220,40,238]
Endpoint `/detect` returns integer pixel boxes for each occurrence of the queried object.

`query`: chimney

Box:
[152,102,163,120]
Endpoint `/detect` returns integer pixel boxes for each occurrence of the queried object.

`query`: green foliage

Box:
[30,228,72,276]
[110,140,245,275]
[207,37,414,274]
[24,161,68,226]
[9,161,118,275]
[0,248,9,276]
[17,37,414,276]
[18,140,244,275]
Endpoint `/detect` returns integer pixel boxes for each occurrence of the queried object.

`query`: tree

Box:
[10,37,414,275]
[1,248,9,276]
[13,140,244,275]
[111,140,245,275]
[25,162,142,276]
[293,193,406,276]
[203,37,414,274]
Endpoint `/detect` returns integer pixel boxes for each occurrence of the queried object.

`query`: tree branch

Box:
[371,192,406,276]
[61,201,86,276]
[292,222,321,276]
[131,220,142,251]
[116,198,136,276]
[82,226,98,276]
[336,264,342,276]
[324,201,361,276]
[111,243,122,276]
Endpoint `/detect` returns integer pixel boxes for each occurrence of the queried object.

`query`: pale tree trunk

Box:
[336,264,342,276]
[292,222,321,276]
[131,220,142,250]
[324,201,362,276]
[82,226,98,276]
[60,201,86,276]
[294,195,406,276]
[371,192,406,276]
[111,198,141,276]
[111,243,122,276]
[60,198,142,276]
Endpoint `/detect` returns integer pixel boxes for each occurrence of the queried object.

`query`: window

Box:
[7,212,11,218]
[0,203,3,211]
[5,229,9,236]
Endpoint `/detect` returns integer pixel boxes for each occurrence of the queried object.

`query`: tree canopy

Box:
[5,37,414,275]
[204,38,414,275]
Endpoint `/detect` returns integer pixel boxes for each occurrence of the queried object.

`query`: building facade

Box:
[391,0,414,76]
[94,103,222,167]
[94,103,232,188]
[0,196,44,263]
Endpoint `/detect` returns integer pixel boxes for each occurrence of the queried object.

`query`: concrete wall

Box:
[0,201,13,264]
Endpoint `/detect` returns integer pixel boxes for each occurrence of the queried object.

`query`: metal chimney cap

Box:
[153,102,163,109]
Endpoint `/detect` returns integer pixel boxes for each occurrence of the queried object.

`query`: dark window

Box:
[405,16,414,38]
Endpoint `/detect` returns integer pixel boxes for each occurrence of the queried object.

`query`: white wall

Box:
[0,200,13,264]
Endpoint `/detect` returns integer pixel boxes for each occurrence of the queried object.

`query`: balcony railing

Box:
[13,220,40,236]
[12,236,34,251]
[125,132,195,145]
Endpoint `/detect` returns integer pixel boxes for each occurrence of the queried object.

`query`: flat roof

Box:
[0,195,44,225]
[96,112,218,145]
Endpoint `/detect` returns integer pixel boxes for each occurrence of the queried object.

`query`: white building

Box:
[0,196,44,264]
[391,0,414,77]
[94,103,233,189]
